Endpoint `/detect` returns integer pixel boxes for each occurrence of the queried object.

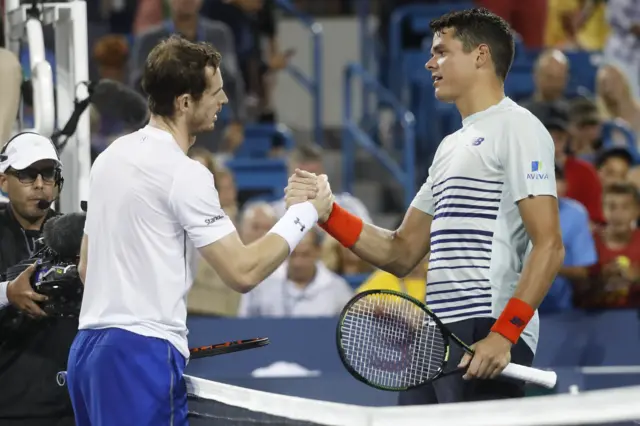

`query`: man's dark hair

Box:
[142,35,222,117]
[429,8,515,81]
[290,143,323,164]
[603,181,640,205]
[595,147,634,170]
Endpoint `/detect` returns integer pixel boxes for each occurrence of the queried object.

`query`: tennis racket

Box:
[189,337,269,359]
[336,290,557,391]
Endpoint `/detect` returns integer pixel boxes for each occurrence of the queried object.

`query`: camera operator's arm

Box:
[0,265,47,316]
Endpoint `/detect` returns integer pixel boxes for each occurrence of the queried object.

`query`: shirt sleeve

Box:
[410,174,435,216]
[498,114,557,203]
[169,162,236,248]
[564,203,598,267]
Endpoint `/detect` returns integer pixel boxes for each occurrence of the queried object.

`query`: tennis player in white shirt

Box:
[65,35,333,426]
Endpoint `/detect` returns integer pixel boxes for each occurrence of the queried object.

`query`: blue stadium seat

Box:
[233,124,294,158]
[225,158,288,197]
[343,274,369,290]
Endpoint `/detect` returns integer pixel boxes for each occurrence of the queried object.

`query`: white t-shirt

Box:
[237,261,353,317]
[80,125,236,358]
[411,98,556,353]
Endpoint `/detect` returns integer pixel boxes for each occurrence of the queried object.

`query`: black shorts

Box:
[398,317,534,405]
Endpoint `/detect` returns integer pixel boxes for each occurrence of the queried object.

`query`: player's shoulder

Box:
[498,99,549,132]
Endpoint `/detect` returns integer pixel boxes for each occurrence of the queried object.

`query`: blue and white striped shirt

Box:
[411,98,556,353]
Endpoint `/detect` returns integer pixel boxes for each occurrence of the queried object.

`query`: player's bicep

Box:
[517,196,563,248]
[170,163,236,248]
[500,117,557,202]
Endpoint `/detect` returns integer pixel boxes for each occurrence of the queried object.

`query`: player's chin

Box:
[434,88,456,103]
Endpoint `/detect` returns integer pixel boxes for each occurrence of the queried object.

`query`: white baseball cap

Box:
[0,132,61,173]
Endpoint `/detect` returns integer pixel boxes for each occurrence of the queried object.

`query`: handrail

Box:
[274,0,323,145]
[343,62,416,209]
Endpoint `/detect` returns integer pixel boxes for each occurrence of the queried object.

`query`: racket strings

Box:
[340,293,447,389]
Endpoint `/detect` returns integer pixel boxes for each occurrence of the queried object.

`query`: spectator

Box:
[474,0,547,49]
[596,147,634,189]
[545,0,609,51]
[595,64,640,140]
[239,201,278,244]
[521,49,570,110]
[528,101,605,223]
[569,98,603,163]
[93,34,130,83]
[129,0,246,154]
[585,182,640,308]
[238,231,353,317]
[603,0,640,99]
[356,256,428,302]
[322,235,374,275]
[270,143,373,223]
[539,167,597,313]
[201,0,287,122]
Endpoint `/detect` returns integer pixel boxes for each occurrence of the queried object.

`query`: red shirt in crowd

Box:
[585,229,640,308]
[564,156,605,224]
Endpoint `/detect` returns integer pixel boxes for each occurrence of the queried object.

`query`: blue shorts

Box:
[66,328,188,426]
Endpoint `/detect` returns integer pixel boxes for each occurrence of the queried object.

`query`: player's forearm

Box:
[234,234,290,292]
[351,224,420,277]
[512,239,565,309]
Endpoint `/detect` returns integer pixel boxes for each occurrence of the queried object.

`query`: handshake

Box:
[285,169,335,222]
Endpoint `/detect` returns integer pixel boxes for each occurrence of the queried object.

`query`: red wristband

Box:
[319,202,364,248]
[491,298,535,344]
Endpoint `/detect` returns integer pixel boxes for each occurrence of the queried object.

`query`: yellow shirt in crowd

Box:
[356,269,427,302]
[545,0,609,51]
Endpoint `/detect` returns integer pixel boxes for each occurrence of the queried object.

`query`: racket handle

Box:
[501,363,557,388]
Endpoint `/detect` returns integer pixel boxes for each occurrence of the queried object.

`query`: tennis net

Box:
[185,375,640,426]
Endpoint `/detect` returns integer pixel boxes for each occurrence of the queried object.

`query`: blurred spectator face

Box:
[599,156,631,189]
[170,0,202,18]
[288,232,320,284]
[216,171,237,209]
[603,191,638,235]
[597,65,628,105]
[290,157,323,176]
[549,128,570,158]
[240,204,277,244]
[534,50,568,101]
[188,67,228,135]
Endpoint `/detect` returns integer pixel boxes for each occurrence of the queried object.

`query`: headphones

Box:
[0,132,65,193]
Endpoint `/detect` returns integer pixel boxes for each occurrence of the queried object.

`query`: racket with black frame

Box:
[189,337,269,359]
[336,290,556,391]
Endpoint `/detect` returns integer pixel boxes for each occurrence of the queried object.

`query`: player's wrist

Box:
[318,201,333,224]
[490,297,535,345]
[268,201,317,253]
[319,202,364,248]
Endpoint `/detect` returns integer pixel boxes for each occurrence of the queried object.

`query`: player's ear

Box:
[475,44,491,70]
[176,94,190,114]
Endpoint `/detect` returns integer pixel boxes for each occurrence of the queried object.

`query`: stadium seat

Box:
[234,124,294,158]
[225,158,288,198]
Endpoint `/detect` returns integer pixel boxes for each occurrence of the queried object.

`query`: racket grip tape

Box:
[491,298,535,344]
[501,363,557,389]
[320,203,364,248]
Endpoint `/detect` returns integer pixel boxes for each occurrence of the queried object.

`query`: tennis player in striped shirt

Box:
[287,8,564,404]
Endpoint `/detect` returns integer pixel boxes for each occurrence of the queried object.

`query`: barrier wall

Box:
[185,309,640,405]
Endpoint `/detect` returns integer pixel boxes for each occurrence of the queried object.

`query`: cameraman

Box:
[0,133,76,426]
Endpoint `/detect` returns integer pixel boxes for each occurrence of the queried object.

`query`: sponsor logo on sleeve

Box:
[526,161,548,180]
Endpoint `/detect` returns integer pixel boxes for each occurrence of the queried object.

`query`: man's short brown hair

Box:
[603,181,640,205]
[142,35,222,117]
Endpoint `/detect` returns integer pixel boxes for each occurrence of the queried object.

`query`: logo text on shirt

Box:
[527,160,548,180]
[472,137,485,146]
[205,215,225,225]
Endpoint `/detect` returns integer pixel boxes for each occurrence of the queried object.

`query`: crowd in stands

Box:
[3,0,640,319]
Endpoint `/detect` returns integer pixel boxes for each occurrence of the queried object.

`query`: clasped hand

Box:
[285,169,334,222]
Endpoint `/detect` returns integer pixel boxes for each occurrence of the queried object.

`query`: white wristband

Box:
[0,281,9,309]
[268,201,318,253]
